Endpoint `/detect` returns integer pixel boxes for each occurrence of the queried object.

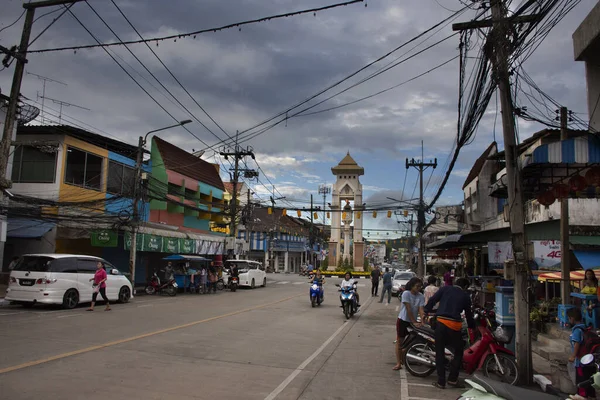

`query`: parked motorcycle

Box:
[335,281,358,319]
[458,374,563,400]
[145,270,177,296]
[404,306,518,385]
[229,276,239,292]
[309,280,324,307]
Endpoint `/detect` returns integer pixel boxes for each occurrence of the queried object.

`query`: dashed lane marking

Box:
[293,282,305,285]
[276,281,289,285]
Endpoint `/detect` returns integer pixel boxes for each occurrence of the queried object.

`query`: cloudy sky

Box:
[1,0,597,239]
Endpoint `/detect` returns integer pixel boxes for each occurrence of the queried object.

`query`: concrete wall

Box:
[528,198,600,225]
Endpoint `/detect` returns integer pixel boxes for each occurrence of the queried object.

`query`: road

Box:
[0,273,465,400]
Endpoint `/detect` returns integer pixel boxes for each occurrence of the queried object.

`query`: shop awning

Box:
[573,250,600,270]
[537,269,600,286]
[571,236,600,246]
[526,136,600,166]
[163,254,210,261]
[7,218,55,238]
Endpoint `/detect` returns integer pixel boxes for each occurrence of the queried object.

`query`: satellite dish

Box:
[17,104,40,125]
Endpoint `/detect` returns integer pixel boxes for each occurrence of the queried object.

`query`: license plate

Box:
[19,279,35,286]
[172,282,178,288]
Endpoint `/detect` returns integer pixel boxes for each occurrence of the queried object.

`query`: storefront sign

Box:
[91,230,117,247]
[488,241,514,266]
[162,237,180,253]
[533,240,561,269]
[143,234,163,252]
[180,238,195,254]
[124,232,143,251]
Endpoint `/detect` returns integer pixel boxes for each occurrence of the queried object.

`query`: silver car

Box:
[391,271,416,295]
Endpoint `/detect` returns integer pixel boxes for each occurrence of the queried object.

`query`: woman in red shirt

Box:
[87,261,111,311]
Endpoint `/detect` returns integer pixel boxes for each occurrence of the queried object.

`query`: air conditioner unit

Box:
[225,237,236,250]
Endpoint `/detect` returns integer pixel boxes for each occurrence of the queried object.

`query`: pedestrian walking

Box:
[424,277,475,389]
[423,275,439,310]
[87,261,111,311]
[371,265,381,296]
[379,267,393,304]
[200,267,207,294]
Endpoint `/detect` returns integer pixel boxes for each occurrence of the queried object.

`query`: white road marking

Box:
[408,383,435,388]
[267,280,277,284]
[264,322,349,400]
[396,306,400,312]
[358,284,366,287]
[0,311,26,316]
[400,363,409,400]
[276,281,289,285]
[293,282,305,285]
[137,304,153,308]
[57,313,83,319]
[409,397,442,400]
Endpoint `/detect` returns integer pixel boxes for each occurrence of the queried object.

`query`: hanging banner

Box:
[488,241,514,267]
[143,234,163,252]
[124,232,144,251]
[533,240,561,269]
[207,241,215,255]
[180,238,195,254]
[162,237,180,254]
[91,230,118,247]
[197,240,207,255]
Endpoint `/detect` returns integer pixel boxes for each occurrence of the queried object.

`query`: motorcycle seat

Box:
[412,325,435,336]
[469,374,561,400]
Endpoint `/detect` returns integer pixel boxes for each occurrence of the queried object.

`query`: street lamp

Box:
[128,119,193,290]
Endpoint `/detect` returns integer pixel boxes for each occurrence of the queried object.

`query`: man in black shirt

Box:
[371,266,381,296]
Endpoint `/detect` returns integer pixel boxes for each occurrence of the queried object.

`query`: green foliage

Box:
[364,257,370,270]
[321,257,329,270]
[337,255,343,270]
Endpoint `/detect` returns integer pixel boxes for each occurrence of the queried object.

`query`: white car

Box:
[5,254,133,309]
[225,260,266,288]
[391,271,416,295]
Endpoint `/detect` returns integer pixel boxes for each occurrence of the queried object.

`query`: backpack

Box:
[574,326,600,358]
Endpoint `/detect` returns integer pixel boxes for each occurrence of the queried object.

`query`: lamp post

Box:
[128,120,192,289]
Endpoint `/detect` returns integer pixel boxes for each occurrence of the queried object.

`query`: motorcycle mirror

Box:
[581,354,595,366]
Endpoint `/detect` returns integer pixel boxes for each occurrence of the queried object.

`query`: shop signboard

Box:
[162,237,180,254]
[124,232,144,251]
[533,240,561,269]
[91,230,117,247]
[180,239,195,254]
[488,241,514,267]
[143,234,163,252]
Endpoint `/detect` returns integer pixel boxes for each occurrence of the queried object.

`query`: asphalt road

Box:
[0,274,464,400]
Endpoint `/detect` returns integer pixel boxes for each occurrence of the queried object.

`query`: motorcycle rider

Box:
[424,277,475,390]
[311,269,325,301]
[340,271,360,308]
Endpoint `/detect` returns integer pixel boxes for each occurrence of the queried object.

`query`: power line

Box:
[28,3,74,47]
[0,10,26,34]
[27,0,365,54]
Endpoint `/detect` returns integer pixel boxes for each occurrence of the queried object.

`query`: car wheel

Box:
[118,286,131,303]
[62,289,79,309]
[262,277,266,287]
[251,278,255,289]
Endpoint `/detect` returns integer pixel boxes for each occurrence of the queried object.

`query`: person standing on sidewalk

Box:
[379,267,393,304]
[371,266,381,296]
[424,277,474,389]
[87,261,111,311]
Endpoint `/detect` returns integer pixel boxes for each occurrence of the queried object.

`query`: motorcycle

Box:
[229,276,239,292]
[404,306,518,385]
[309,280,324,307]
[145,269,177,296]
[335,281,358,319]
[458,374,564,400]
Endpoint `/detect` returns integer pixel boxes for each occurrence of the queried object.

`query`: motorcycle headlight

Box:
[348,294,353,299]
[312,284,318,290]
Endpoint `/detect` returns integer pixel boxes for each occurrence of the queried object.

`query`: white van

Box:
[225,260,266,288]
[5,254,133,309]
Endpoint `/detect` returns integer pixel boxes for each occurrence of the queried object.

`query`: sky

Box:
[0,0,597,240]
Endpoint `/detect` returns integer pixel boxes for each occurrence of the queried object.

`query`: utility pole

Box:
[268,187,285,272]
[559,106,570,305]
[310,194,314,266]
[130,120,192,288]
[406,148,437,278]
[0,0,86,269]
[453,0,538,384]
[318,184,331,226]
[219,131,256,255]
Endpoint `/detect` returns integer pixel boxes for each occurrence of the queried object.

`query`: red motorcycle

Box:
[403,306,518,385]
[145,270,177,296]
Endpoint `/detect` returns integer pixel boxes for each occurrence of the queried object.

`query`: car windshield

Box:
[394,272,414,280]
[13,256,55,272]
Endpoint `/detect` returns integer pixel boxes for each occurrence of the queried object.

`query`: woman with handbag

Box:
[87,261,111,311]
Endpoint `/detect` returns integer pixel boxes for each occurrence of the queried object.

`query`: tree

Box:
[364,257,370,270]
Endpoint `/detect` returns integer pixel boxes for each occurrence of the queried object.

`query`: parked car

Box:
[391,271,416,295]
[5,254,133,309]
[224,260,266,289]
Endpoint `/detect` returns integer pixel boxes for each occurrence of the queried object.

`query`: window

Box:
[49,258,78,273]
[107,161,135,197]
[77,258,99,273]
[64,147,103,190]
[14,256,54,272]
[11,146,56,183]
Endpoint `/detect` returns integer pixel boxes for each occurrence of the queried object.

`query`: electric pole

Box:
[0,0,86,269]
[406,151,437,279]
[559,106,570,305]
[268,187,285,272]
[219,131,256,254]
[453,0,539,384]
[318,184,331,226]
